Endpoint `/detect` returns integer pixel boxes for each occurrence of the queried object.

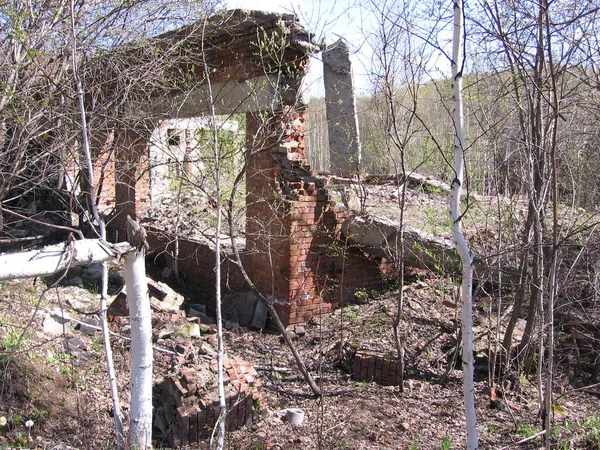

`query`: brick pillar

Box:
[245,112,292,306]
[111,128,151,237]
[244,107,344,325]
[244,107,392,326]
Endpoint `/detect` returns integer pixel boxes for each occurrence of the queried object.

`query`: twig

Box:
[254,365,292,373]
[555,382,600,401]
[499,430,545,449]
[323,422,345,434]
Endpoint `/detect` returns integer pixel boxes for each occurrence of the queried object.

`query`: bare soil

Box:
[1,272,599,450]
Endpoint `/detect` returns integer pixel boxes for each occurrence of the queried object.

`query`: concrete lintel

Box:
[145,75,304,118]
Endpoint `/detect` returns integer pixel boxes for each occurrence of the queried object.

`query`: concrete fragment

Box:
[158,329,174,339]
[174,323,201,339]
[43,313,66,335]
[49,309,73,324]
[65,335,85,352]
[79,316,100,336]
[323,39,361,177]
[342,215,460,272]
[294,325,306,337]
[249,299,268,330]
[148,280,184,311]
[64,335,91,365]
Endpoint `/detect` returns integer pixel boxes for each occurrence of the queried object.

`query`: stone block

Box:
[222,291,257,327]
[249,299,268,330]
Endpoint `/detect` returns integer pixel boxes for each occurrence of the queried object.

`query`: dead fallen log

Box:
[0,238,131,281]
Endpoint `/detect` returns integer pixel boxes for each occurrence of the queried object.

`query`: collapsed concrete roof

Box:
[85,9,320,120]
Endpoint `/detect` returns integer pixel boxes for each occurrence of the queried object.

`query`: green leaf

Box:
[552,401,566,416]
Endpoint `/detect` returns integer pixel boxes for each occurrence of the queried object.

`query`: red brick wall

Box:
[146,229,247,296]
[244,109,397,326]
[353,351,402,386]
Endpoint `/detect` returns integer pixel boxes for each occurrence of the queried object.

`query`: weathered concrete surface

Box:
[342,215,461,274]
[147,75,300,118]
[323,39,361,177]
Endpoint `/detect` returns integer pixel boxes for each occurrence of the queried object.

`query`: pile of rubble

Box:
[40,268,267,446]
[155,354,265,447]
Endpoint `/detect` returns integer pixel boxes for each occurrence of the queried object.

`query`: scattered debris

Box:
[155,353,265,447]
[286,408,305,425]
[173,323,201,339]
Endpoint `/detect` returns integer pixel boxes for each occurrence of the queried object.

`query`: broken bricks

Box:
[155,353,265,447]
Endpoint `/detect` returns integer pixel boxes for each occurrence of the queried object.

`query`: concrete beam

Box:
[145,75,303,118]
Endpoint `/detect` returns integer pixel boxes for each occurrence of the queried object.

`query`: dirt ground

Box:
[1,271,599,450]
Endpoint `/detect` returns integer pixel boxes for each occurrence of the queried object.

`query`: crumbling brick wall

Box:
[353,351,403,386]
[245,109,397,326]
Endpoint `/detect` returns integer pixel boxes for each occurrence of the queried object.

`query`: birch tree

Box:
[125,217,153,449]
[199,15,227,449]
[68,0,127,443]
[450,1,478,448]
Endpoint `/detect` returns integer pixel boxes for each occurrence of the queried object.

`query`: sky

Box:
[220,0,455,99]
[222,0,375,98]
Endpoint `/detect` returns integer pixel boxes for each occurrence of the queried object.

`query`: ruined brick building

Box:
[91,9,397,326]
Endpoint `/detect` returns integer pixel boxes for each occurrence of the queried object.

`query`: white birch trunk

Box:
[100,260,125,448]
[200,17,227,449]
[450,2,478,449]
[0,239,130,281]
[124,246,153,449]
[68,0,126,443]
